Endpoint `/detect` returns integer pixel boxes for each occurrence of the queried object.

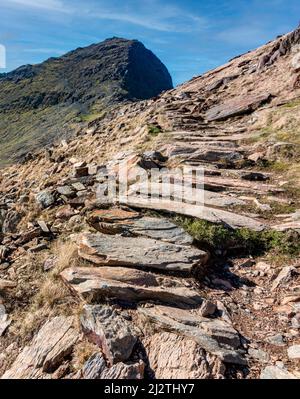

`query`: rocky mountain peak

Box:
[0,37,173,166]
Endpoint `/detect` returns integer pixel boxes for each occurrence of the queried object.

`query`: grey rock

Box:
[260,365,297,379]
[61,267,205,307]
[82,353,106,379]
[138,305,246,365]
[36,190,55,209]
[80,305,137,365]
[265,334,286,347]
[78,233,208,272]
[56,186,75,197]
[199,300,217,317]
[291,313,300,329]
[0,304,11,336]
[271,266,296,291]
[248,348,270,363]
[287,345,300,360]
[2,210,22,234]
[82,353,144,379]
[205,93,272,122]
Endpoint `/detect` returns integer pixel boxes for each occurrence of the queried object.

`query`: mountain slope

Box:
[0,27,300,380]
[0,38,173,166]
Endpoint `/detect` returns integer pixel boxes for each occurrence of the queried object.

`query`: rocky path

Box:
[0,153,299,379]
[1,26,300,379]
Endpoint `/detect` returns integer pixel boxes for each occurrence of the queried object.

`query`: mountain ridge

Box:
[0,37,173,166]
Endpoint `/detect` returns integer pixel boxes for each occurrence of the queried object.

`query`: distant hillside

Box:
[0,37,173,166]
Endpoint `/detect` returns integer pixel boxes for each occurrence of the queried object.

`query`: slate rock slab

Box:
[205,93,272,122]
[61,267,204,307]
[88,211,194,245]
[78,233,208,272]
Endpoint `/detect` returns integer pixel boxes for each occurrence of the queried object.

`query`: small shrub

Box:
[177,217,300,257]
[148,124,162,137]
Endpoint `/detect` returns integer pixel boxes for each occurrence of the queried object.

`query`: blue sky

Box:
[1,0,300,86]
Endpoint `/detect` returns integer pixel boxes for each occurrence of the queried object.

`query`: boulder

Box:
[80,305,137,365]
[143,332,225,379]
[138,305,245,365]
[36,190,55,209]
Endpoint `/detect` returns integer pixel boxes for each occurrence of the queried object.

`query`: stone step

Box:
[119,195,266,231]
[61,267,206,307]
[128,182,246,208]
[87,212,194,245]
[77,233,208,272]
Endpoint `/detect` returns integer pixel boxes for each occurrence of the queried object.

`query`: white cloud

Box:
[23,47,66,54]
[4,0,207,33]
[5,0,69,12]
[217,26,272,47]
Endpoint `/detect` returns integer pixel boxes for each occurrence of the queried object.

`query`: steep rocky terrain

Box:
[0,27,300,380]
[0,38,173,167]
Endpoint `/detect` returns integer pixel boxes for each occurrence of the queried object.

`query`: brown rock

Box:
[0,279,16,291]
[1,316,79,379]
[80,305,137,365]
[138,305,245,365]
[82,353,144,379]
[61,267,204,307]
[143,332,225,379]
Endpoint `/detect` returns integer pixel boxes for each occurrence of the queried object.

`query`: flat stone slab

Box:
[88,211,194,245]
[205,93,272,122]
[81,305,137,365]
[61,267,205,307]
[119,195,266,231]
[77,233,208,272]
[138,305,246,365]
[128,181,245,208]
[2,317,79,379]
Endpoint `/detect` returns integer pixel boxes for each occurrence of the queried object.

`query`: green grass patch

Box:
[177,217,300,257]
[148,124,162,137]
[78,111,106,123]
[281,98,300,109]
